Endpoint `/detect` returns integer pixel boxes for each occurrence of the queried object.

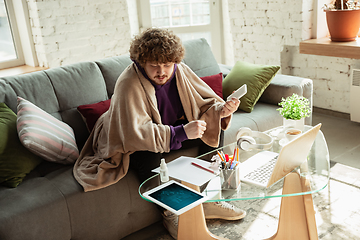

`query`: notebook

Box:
[239,123,322,188]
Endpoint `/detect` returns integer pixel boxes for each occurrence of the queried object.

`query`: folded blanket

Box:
[73,62,231,192]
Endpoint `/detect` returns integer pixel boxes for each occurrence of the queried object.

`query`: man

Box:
[74,28,245,239]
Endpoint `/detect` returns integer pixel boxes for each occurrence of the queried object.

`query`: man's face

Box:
[143,62,175,85]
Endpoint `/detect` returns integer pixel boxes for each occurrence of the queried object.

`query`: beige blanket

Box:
[73,62,231,192]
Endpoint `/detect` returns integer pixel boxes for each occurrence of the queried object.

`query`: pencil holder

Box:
[220,166,240,190]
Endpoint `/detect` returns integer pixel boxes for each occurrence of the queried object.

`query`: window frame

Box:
[0,0,25,69]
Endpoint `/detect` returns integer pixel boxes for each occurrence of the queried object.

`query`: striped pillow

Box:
[16,97,79,164]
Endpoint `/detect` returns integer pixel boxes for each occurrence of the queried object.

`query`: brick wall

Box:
[227,0,360,114]
[228,0,304,66]
[26,0,131,68]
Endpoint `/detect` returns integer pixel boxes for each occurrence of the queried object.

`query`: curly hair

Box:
[129,28,185,66]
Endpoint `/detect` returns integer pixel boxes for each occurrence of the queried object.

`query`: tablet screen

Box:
[144,180,208,215]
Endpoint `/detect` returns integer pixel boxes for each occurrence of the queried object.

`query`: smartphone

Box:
[227,84,247,101]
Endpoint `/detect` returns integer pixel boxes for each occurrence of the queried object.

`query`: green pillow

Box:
[0,103,43,187]
[222,61,280,113]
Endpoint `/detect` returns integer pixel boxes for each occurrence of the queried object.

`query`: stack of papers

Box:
[152,156,219,186]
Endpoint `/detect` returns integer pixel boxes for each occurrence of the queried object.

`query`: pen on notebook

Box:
[191,162,216,174]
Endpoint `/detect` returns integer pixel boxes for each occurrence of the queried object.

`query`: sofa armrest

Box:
[259,74,313,125]
[217,63,313,124]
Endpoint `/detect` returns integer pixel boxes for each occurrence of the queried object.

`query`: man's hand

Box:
[220,98,240,118]
[183,120,207,139]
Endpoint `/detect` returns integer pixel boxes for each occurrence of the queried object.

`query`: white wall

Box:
[26,0,360,114]
[26,0,132,67]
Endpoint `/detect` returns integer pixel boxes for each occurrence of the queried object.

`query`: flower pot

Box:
[325,9,360,42]
[283,118,305,132]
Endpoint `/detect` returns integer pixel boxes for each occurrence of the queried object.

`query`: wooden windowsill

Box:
[299,37,360,59]
[0,65,48,78]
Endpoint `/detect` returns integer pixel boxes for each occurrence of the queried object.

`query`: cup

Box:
[220,166,240,190]
[285,128,302,142]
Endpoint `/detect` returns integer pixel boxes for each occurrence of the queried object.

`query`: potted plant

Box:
[323,0,360,42]
[277,93,311,131]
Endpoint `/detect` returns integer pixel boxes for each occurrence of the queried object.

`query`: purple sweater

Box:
[134,62,188,150]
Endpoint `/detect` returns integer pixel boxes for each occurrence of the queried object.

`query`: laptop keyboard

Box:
[243,156,278,185]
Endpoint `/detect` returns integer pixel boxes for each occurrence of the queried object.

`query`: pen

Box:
[217,151,225,162]
[191,162,216,174]
[236,147,239,162]
[230,148,236,166]
[221,151,226,161]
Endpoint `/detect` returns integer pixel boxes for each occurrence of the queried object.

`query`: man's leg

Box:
[174,132,246,222]
[129,151,162,184]
[129,151,178,239]
[192,131,247,221]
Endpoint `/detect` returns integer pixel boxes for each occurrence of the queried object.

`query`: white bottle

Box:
[160,158,169,183]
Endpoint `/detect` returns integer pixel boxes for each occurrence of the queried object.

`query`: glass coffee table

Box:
[139,126,330,240]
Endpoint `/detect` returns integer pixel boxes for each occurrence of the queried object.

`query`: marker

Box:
[191,162,216,174]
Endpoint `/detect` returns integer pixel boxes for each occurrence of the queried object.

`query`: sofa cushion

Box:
[182,38,221,78]
[44,61,108,149]
[222,61,280,113]
[0,79,19,113]
[200,73,223,98]
[17,97,79,164]
[0,71,59,116]
[0,176,72,240]
[95,55,133,98]
[48,168,162,240]
[0,103,42,187]
[77,99,111,131]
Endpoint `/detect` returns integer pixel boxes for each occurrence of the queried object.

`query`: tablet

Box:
[143,180,208,215]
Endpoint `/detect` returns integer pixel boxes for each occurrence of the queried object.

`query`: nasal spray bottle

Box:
[160,158,169,183]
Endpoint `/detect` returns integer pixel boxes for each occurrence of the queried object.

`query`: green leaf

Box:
[277,93,311,120]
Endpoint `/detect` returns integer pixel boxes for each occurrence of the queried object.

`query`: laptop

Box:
[239,123,322,188]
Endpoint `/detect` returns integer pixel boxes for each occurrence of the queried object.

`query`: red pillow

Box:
[200,73,223,99]
[77,99,111,131]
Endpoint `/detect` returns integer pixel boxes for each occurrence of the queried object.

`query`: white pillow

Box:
[16,97,79,164]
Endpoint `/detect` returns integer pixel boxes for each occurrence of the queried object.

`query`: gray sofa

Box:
[0,38,313,240]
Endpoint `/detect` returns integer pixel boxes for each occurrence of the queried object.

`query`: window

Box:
[150,0,211,28]
[138,0,223,62]
[0,0,24,69]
